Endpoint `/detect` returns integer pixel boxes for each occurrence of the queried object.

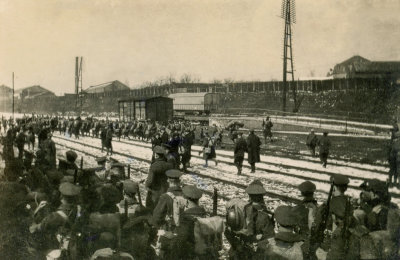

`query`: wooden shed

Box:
[118,96,173,122]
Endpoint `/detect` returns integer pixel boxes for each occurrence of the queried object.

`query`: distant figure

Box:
[262,116,274,143]
[15,128,26,159]
[105,124,113,155]
[306,129,318,156]
[234,132,247,175]
[247,129,261,173]
[318,131,331,168]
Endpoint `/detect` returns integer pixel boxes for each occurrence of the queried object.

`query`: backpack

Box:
[193,216,224,256]
[166,192,187,227]
[225,198,247,231]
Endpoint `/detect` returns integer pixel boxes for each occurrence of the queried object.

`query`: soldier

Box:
[145,146,173,211]
[152,169,184,230]
[43,132,57,169]
[318,131,331,167]
[15,127,26,159]
[310,175,350,258]
[180,129,194,173]
[175,185,207,260]
[200,132,218,167]
[293,181,318,240]
[163,143,177,169]
[105,123,113,155]
[58,150,78,172]
[234,132,247,175]
[29,182,83,257]
[94,156,108,182]
[117,180,141,216]
[247,129,261,173]
[264,206,304,260]
[234,180,275,259]
[100,124,107,153]
[152,169,186,259]
[306,129,318,157]
[262,116,274,143]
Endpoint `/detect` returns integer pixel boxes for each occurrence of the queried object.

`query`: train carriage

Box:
[168,92,221,115]
[118,96,173,123]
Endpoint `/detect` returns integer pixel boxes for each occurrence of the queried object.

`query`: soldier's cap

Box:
[166,169,183,179]
[96,156,107,164]
[323,131,329,134]
[329,196,348,218]
[182,185,203,200]
[123,180,139,194]
[46,169,64,183]
[332,174,350,186]
[153,145,165,154]
[59,182,81,196]
[368,179,387,194]
[274,206,297,227]
[61,175,75,184]
[111,162,125,169]
[249,128,255,133]
[245,179,267,195]
[66,150,78,162]
[299,181,316,194]
[65,169,76,177]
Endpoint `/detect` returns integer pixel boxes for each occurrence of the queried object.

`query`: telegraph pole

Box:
[281,0,296,112]
[12,72,14,121]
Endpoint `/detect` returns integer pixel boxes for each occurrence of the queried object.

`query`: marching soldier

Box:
[306,129,318,157]
[247,129,261,173]
[318,131,331,168]
[234,132,247,175]
[145,146,173,211]
[262,116,274,143]
[264,206,304,260]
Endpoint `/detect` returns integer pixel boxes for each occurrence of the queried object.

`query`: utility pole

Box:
[12,72,14,121]
[281,0,296,112]
[75,57,83,114]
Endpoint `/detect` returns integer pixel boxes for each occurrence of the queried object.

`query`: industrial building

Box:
[84,80,130,94]
[15,85,55,100]
[333,55,400,82]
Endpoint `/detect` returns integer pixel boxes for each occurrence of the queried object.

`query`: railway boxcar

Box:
[118,96,173,122]
[168,92,221,115]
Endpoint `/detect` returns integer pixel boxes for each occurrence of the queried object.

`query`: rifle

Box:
[306,181,334,258]
[212,187,218,216]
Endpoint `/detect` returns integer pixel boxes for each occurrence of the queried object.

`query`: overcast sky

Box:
[1,0,399,95]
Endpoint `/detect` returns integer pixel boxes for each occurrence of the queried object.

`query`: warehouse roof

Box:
[118,96,172,103]
[85,80,130,93]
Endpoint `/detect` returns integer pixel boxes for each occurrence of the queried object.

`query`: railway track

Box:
[53,135,302,206]
[53,133,395,198]
[52,133,400,205]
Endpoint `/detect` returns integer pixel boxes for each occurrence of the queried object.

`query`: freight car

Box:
[168,92,221,115]
[118,96,173,123]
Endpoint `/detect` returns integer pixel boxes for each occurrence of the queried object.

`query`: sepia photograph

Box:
[0,0,400,259]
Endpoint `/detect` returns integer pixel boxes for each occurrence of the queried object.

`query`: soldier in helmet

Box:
[264,206,304,259]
